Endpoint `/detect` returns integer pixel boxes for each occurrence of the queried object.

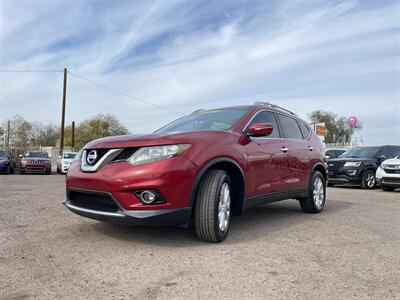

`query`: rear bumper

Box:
[64,200,191,225]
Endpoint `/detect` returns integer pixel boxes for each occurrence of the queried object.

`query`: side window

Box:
[298,121,311,139]
[276,114,303,139]
[326,150,336,158]
[247,111,280,138]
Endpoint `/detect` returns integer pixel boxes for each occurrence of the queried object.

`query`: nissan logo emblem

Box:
[86,150,98,165]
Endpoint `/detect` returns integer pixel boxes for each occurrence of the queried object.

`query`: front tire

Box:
[300,171,326,213]
[195,170,231,243]
[361,170,376,189]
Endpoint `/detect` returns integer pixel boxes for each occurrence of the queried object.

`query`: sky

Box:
[0,0,399,145]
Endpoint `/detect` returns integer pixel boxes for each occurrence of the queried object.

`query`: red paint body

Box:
[66,104,325,220]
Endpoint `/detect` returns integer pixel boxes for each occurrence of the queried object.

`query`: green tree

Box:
[31,123,60,147]
[64,113,129,149]
[9,115,33,149]
[309,110,362,143]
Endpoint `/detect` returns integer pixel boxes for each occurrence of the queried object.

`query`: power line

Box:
[68,71,183,115]
[0,70,62,73]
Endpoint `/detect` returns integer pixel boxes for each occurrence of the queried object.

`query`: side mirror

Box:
[18,154,23,158]
[59,156,62,159]
[326,155,330,159]
[246,123,274,137]
[379,155,387,161]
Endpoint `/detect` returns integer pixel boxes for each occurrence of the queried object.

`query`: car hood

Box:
[328,157,375,163]
[23,157,50,161]
[382,157,400,165]
[61,158,74,163]
[84,131,237,149]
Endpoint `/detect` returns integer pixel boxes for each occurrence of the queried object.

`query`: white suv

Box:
[57,152,77,174]
[376,156,400,191]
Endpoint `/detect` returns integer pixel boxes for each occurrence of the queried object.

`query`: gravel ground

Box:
[1,174,399,300]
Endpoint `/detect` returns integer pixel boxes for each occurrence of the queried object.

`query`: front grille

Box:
[112,148,139,162]
[382,177,400,184]
[328,161,344,171]
[383,168,400,174]
[68,190,119,212]
[84,149,109,165]
[28,160,48,165]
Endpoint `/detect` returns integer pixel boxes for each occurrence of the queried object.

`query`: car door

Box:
[244,110,292,196]
[275,113,311,191]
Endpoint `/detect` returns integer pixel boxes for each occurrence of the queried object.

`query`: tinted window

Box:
[339,147,379,159]
[276,114,303,139]
[326,150,337,158]
[24,151,49,158]
[298,122,311,139]
[392,147,400,157]
[63,152,77,159]
[156,107,249,133]
[380,147,395,158]
[247,111,280,138]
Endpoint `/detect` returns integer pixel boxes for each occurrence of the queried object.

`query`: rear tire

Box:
[361,170,376,189]
[382,185,395,192]
[195,170,231,243]
[299,171,326,213]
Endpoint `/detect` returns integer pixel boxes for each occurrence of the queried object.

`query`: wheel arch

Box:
[311,162,327,183]
[189,157,246,216]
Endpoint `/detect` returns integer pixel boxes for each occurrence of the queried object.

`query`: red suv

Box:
[65,102,327,242]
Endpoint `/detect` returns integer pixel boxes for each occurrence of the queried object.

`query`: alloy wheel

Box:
[313,177,325,208]
[218,183,231,232]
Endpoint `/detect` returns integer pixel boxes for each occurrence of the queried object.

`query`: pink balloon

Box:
[347,116,358,126]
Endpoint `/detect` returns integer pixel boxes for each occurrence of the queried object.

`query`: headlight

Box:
[344,161,361,168]
[127,144,191,166]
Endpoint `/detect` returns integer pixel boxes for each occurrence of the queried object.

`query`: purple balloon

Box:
[347,116,358,126]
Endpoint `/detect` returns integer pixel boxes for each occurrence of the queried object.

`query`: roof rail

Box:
[253,102,296,115]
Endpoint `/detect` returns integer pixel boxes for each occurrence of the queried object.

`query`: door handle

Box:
[281,146,289,153]
[307,146,314,151]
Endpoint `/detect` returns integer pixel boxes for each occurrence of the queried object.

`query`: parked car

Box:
[325,148,346,159]
[0,150,15,174]
[376,156,400,191]
[19,151,52,174]
[64,102,327,243]
[327,145,400,189]
[57,152,77,174]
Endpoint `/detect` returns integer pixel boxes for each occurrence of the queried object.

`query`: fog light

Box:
[134,189,165,204]
[141,191,156,204]
[346,170,357,176]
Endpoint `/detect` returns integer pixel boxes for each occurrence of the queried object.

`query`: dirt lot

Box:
[1,175,399,299]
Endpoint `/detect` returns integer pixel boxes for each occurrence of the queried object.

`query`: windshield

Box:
[0,150,6,157]
[63,152,77,159]
[24,151,49,158]
[339,147,379,159]
[156,107,250,133]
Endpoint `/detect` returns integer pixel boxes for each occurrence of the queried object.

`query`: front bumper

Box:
[66,156,198,224]
[376,167,400,187]
[328,169,362,184]
[64,199,191,225]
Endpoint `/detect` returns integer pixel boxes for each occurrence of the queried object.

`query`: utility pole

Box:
[71,121,75,151]
[6,120,10,150]
[60,68,67,155]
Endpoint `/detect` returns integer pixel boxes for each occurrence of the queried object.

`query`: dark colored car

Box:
[325,148,346,159]
[327,145,400,189]
[0,150,15,174]
[65,102,327,243]
[19,151,52,174]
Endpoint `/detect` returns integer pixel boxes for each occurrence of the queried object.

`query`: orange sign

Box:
[315,123,327,136]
